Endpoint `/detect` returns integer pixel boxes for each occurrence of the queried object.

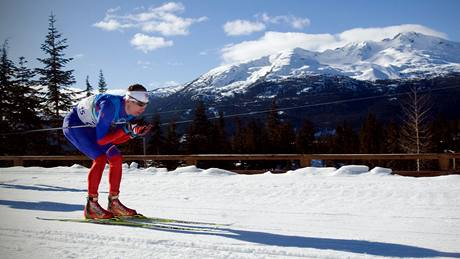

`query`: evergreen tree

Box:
[232,117,245,153]
[0,40,16,129]
[186,101,211,153]
[266,99,282,153]
[163,119,181,169]
[278,122,296,153]
[11,57,42,129]
[98,69,107,93]
[242,119,265,153]
[210,111,229,153]
[164,120,180,154]
[296,120,315,153]
[36,14,76,120]
[11,57,46,154]
[383,120,404,169]
[359,113,384,154]
[146,114,163,155]
[384,120,401,153]
[0,40,16,154]
[85,75,93,97]
[332,121,359,154]
[430,116,460,153]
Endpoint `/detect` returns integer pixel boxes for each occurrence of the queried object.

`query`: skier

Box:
[63,84,152,219]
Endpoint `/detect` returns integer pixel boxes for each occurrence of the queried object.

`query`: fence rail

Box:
[1,153,459,172]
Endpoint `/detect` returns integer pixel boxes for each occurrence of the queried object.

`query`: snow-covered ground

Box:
[1,164,459,258]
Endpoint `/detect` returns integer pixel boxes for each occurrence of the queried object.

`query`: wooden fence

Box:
[1,153,459,175]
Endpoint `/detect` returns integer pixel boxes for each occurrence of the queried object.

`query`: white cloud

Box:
[221,24,447,64]
[130,33,173,53]
[222,31,335,63]
[259,13,310,29]
[290,16,311,29]
[224,13,310,36]
[137,60,152,69]
[337,24,447,43]
[94,2,207,36]
[94,19,130,31]
[223,20,266,36]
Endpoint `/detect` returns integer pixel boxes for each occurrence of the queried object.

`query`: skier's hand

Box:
[132,124,152,137]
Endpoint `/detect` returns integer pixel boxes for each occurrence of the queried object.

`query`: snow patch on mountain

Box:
[153,32,460,99]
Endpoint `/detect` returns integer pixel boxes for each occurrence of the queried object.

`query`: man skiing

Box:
[63,84,152,219]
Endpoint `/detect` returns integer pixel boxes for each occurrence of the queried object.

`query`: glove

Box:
[122,121,152,138]
[132,124,152,137]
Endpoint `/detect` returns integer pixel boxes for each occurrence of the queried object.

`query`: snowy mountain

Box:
[146,32,460,130]
[153,32,460,100]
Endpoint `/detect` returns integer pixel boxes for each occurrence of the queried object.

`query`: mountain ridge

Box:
[151,32,460,100]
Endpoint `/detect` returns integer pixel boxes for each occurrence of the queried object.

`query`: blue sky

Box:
[1,0,459,91]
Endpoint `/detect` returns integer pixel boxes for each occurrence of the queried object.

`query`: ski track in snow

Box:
[1,165,460,258]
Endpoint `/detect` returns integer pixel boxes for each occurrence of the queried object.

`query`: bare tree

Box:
[400,86,432,171]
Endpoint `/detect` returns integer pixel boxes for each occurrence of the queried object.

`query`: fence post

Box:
[439,154,450,171]
[185,159,197,166]
[13,158,23,167]
[300,156,311,167]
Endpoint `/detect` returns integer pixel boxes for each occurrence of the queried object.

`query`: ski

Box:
[36,217,225,233]
[121,214,231,226]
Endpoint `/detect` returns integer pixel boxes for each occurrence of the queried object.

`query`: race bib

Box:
[76,95,97,125]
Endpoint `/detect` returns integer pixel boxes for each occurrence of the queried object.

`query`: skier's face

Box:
[126,100,147,116]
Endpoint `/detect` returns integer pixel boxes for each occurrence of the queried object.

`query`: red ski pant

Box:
[87,154,123,197]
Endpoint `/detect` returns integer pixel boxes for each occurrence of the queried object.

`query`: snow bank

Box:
[334,165,370,175]
[168,165,236,176]
[285,167,337,176]
[368,166,393,175]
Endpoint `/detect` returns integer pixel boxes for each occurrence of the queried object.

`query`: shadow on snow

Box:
[0,199,83,212]
[224,229,460,258]
[0,183,85,192]
[100,223,460,258]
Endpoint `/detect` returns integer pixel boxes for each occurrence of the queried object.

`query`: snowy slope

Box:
[1,165,460,258]
[165,32,460,99]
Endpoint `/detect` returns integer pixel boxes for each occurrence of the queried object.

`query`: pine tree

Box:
[11,57,42,129]
[146,114,163,155]
[278,122,295,153]
[296,120,315,153]
[186,101,211,153]
[266,99,282,153]
[384,120,401,153]
[0,40,16,130]
[232,117,245,153]
[36,14,76,120]
[11,57,46,155]
[85,75,93,97]
[359,113,384,154]
[98,70,107,93]
[333,121,359,154]
[383,120,404,169]
[162,119,181,169]
[210,111,229,153]
[242,119,264,153]
[164,120,179,154]
[0,40,16,154]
